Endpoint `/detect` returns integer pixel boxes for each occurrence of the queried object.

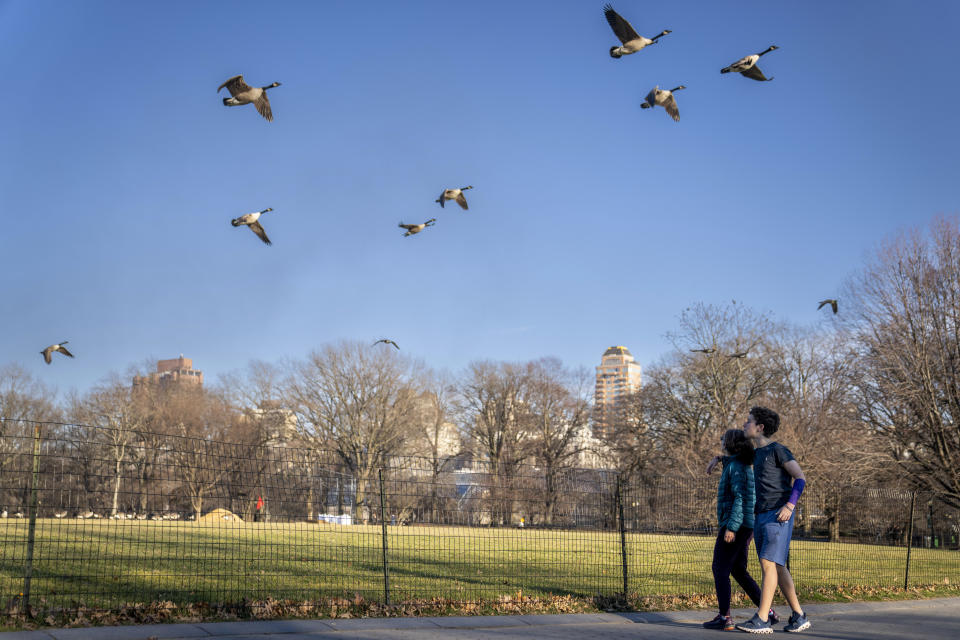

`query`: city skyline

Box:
[1,1,956,396]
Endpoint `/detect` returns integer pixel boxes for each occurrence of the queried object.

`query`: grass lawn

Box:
[1,519,958,617]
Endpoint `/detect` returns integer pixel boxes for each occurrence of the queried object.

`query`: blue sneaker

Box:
[703,614,734,630]
[784,611,811,633]
[735,613,773,634]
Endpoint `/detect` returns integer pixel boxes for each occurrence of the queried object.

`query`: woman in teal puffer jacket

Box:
[703,429,777,630]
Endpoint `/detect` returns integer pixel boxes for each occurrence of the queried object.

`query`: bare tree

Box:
[74,377,148,516]
[219,360,295,519]
[524,358,591,525]
[0,364,59,509]
[123,361,175,514]
[160,385,236,519]
[845,217,960,509]
[284,341,422,523]
[403,370,462,523]
[0,364,58,424]
[602,388,659,478]
[765,328,886,540]
[456,360,532,525]
[643,302,779,478]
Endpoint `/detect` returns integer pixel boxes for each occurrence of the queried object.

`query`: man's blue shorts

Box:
[755,507,794,566]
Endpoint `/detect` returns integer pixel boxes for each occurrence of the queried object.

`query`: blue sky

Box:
[1,0,957,395]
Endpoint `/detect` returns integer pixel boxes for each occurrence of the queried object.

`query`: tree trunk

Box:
[192,494,203,521]
[544,468,557,526]
[111,457,123,516]
[138,465,148,512]
[355,476,368,523]
[828,493,841,542]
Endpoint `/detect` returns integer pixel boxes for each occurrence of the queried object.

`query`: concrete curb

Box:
[3,597,958,640]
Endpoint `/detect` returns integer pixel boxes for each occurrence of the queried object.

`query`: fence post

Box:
[904,491,917,590]
[378,468,390,606]
[22,423,42,616]
[616,475,628,596]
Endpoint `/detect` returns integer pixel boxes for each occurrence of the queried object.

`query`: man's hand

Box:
[723,529,735,543]
[777,504,795,522]
[706,455,721,475]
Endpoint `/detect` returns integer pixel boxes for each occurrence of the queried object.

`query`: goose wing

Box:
[722,55,754,74]
[57,345,75,358]
[217,75,253,97]
[249,221,272,245]
[642,87,658,108]
[741,65,772,81]
[604,5,640,44]
[437,191,446,207]
[398,222,416,230]
[254,92,274,121]
[455,192,469,210]
[662,92,680,121]
[42,348,53,364]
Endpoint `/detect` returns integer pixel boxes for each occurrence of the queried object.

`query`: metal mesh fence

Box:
[1,419,958,620]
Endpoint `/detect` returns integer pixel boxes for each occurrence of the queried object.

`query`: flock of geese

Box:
[603,4,779,122]
[33,5,837,368]
[0,509,198,521]
[602,3,838,355]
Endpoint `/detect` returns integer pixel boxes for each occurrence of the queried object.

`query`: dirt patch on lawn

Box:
[199,508,242,522]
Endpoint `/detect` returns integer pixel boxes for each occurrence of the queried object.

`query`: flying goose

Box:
[231,208,273,245]
[603,4,671,58]
[818,299,838,314]
[721,45,778,81]
[690,348,716,354]
[373,339,400,349]
[728,351,749,359]
[399,218,436,237]
[436,186,473,210]
[41,341,74,364]
[217,75,282,122]
[640,85,685,121]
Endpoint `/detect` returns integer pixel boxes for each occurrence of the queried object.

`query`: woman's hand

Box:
[723,529,735,543]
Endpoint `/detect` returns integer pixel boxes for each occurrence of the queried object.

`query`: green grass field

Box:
[1,518,957,616]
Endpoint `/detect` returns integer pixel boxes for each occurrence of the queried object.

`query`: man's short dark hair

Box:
[750,406,780,437]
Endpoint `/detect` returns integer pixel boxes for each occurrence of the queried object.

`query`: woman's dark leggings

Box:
[712,526,762,615]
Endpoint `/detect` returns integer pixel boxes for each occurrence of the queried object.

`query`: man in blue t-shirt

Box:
[735,406,811,634]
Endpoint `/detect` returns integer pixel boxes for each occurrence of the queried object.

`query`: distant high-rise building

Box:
[594,346,642,439]
[133,355,204,389]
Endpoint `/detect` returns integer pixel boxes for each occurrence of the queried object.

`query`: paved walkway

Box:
[2,597,958,640]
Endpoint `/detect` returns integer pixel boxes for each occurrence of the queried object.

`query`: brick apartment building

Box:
[132,355,204,389]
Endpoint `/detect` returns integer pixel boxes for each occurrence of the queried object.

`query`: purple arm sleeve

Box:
[788,478,806,506]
